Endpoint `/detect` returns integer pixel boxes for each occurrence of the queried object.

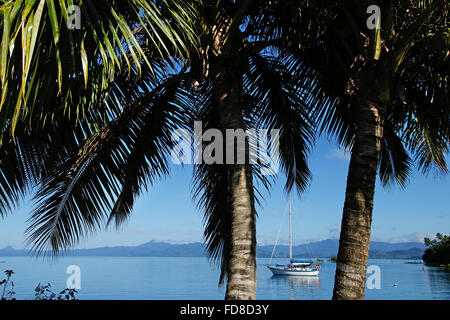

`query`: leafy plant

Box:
[34,283,78,301]
[0,270,15,300]
[1,269,78,300]
[34,283,57,300]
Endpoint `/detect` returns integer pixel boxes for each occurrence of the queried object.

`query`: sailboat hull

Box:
[267,266,320,276]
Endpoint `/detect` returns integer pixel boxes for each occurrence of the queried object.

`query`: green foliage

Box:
[0,0,195,139]
[423,233,450,266]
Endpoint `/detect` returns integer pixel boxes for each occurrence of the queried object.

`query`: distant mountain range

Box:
[258,239,425,259]
[0,239,426,259]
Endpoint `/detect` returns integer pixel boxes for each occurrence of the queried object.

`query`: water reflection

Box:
[269,275,320,300]
[426,266,450,299]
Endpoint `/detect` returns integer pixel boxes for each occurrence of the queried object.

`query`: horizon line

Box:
[0,237,427,251]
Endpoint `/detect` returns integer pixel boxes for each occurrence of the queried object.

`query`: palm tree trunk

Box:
[204,15,257,300]
[212,68,258,300]
[332,97,386,300]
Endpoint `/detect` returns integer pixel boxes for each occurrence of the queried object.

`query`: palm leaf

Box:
[245,52,319,194]
[25,68,191,255]
[0,0,195,138]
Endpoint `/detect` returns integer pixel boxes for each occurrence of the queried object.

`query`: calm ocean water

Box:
[0,256,449,300]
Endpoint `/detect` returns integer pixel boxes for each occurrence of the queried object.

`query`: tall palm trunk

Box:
[209,19,257,300]
[214,73,257,300]
[332,96,386,300]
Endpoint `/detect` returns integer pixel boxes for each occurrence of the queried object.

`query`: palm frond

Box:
[0,0,195,138]
[0,134,28,217]
[25,70,190,255]
[379,120,412,188]
[245,52,320,194]
[107,78,192,228]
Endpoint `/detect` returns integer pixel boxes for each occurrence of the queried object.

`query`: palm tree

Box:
[1,1,322,300]
[283,0,449,299]
[177,1,341,297]
[180,0,329,299]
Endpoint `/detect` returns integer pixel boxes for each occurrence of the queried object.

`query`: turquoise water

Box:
[0,257,449,300]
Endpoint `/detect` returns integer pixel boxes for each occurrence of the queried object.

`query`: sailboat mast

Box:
[289,196,292,262]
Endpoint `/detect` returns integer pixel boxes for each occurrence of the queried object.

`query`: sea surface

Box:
[0,256,449,300]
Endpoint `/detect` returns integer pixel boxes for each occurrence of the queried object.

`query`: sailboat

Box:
[267,197,320,276]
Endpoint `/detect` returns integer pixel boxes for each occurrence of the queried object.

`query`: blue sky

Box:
[0,136,449,249]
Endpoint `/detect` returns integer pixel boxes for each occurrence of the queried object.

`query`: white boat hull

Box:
[267,266,320,276]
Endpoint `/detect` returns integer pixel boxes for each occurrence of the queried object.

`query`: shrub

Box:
[1,269,78,300]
